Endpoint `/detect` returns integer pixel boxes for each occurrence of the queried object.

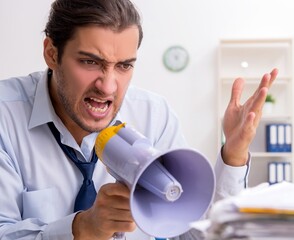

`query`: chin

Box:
[91,118,112,131]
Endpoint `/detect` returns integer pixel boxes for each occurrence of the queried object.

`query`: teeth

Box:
[90,97,106,103]
[85,102,108,112]
[85,98,108,113]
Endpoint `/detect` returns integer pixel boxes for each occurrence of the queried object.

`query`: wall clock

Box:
[163,45,189,72]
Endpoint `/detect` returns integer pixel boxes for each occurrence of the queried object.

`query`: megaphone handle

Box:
[113,232,125,239]
[112,180,126,240]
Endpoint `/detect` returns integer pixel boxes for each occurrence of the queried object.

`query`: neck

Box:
[47,69,88,146]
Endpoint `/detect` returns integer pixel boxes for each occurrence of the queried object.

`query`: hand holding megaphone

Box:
[95,121,215,239]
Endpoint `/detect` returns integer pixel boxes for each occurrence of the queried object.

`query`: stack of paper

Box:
[190,181,294,240]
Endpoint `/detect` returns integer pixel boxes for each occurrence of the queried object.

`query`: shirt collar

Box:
[28,69,57,130]
[27,69,82,147]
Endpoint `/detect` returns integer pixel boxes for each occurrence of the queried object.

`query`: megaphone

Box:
[95,121,215,239]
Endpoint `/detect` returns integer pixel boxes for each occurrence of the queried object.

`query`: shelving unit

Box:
[217,38,294,187]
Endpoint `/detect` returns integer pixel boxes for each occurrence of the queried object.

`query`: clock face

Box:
[163,46,189,72]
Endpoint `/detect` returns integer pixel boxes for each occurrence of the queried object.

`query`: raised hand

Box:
[222,68,279,166]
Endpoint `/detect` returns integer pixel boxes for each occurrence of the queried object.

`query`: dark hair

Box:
[44,0,143,63]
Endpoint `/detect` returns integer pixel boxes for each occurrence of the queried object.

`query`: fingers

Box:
[268,68,279,86]
[242,69,278,134]
[101,182,131,199]
[229,77,244,106]
[244,111,256,134]
[249,69,278,122]
[97,183,135,232]
[72,182,135,239]
[98,183,132,213]
[253,68,278,97]
[259,68,278,88]
[230,68,278,114]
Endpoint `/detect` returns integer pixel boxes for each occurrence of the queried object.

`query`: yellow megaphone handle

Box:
[95,122,126,160]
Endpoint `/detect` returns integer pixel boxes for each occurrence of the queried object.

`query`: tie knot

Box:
[84,179,93,186]
[77,161,96,179]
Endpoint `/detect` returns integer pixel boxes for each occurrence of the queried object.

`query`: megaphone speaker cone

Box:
[95,123,215,238]
[130,148,215,238]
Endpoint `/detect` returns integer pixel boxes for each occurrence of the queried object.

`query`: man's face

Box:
[50,26,139,137]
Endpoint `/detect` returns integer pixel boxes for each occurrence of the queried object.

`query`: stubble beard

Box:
[55,68,121,133]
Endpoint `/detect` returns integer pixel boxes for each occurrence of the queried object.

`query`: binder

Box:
[266,124,292,152]
[276,163,284,182]
[285,124,292,152]
[266,124,278,152]
[277,125,285,151]
[268,162,277,184]
[268,161,292,184]
[284,162,292,182]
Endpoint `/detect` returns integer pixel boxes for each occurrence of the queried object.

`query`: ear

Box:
[43,37,58,69]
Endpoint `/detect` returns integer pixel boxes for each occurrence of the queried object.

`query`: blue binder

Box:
[266,124,292,152]
[268,161,291,184]
[266,124,278,152]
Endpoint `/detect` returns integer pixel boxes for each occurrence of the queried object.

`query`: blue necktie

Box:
[48,122,98,211]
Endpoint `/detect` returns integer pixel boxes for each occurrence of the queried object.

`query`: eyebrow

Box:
[78,51,137,65]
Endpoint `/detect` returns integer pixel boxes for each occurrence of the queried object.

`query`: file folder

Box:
[268,161,292,184]
[285,124,292,152]
[266,124,278,152]
[266,124,292,152]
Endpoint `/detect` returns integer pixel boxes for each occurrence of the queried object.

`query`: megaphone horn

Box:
[95,121,215,239]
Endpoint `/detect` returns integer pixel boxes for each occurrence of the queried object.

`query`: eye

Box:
[118,63,134,71]
[80,59,105,70]
[81,59,97,65]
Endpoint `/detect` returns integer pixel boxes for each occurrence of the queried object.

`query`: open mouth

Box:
[84,97,111,113]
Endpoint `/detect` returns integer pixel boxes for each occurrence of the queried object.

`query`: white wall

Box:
[1,0,294,164]
[0,0,53,77]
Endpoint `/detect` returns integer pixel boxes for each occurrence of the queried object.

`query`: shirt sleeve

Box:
[0,214,75,240]
[42,213,75,240]
[213,150,251,202]
[0,213,75,240]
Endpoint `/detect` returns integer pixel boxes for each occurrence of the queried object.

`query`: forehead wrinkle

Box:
[78,51,109,64]
[78,51,136,65]
[71,26,139,66]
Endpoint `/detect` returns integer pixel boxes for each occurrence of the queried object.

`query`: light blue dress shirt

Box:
[0,70,249,239]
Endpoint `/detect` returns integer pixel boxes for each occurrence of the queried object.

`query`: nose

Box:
[94,67,117,95]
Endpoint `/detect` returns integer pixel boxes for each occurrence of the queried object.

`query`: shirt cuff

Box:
[214,151,251,201]
[43,213,76,240]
